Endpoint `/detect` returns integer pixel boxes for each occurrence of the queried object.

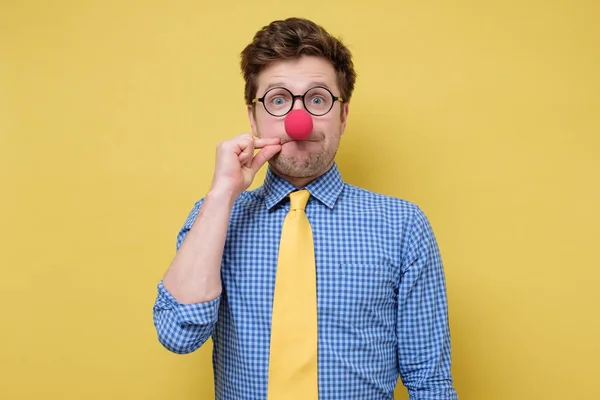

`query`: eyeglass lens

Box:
[263,87,334,116]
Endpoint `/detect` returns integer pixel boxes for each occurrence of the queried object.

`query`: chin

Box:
[269,151,334,179]
[269,157,311,178]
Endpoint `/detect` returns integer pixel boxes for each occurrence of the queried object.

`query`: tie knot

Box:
[289,190,310,211]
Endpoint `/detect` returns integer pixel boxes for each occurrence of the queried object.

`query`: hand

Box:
[210,133,281,200]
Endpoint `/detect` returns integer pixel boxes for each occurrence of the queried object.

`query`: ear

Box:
[248,105,259,137]
[340,103,350,135]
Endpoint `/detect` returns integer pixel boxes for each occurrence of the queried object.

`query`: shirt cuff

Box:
[156,280,221,326]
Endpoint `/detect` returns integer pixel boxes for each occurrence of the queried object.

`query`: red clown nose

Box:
[284,109,313,140]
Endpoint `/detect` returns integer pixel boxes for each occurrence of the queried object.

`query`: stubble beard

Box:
[268,140,338,179]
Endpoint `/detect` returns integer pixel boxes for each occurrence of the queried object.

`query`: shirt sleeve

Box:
[397,205,458,399]
[152,199,221,354]
[153,280,220,354]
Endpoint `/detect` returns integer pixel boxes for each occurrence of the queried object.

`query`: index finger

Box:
[253,137,281,148]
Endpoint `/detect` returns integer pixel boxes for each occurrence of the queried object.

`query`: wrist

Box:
[206,186,238,207]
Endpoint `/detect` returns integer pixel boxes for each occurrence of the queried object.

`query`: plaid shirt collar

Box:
[259,162,344,210]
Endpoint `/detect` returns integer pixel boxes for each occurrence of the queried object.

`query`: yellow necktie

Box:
[267,189,318,400]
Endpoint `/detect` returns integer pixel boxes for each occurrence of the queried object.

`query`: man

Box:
[153,17,458,400]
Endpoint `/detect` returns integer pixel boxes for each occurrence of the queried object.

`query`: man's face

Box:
[248,55,349,181]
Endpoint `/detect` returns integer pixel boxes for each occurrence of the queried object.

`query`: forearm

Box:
[163,188,236,304]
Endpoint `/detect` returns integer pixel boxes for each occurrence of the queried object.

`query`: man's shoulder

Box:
[225,188,267,218]
[236,188,264,206]
[178,189,263,226]
[341,183,421,215]
[341,183,436,242]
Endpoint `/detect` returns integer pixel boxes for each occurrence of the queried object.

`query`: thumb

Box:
[250,144,282,173]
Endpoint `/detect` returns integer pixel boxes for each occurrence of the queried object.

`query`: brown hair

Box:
[240,18,357,106]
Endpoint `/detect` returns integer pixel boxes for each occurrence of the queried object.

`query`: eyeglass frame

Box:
[251,86,344,117]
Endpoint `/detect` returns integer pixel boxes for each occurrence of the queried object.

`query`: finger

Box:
[234,135,254,152]
[253,137,281,148]
[238,145,254,167]
[233,135,254,160]
[250,144,282,172]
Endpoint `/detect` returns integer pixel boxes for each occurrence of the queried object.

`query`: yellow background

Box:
[1,1,599,399]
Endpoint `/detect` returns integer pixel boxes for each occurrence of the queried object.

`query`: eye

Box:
[271,96,287,106]
[310,96,325,105]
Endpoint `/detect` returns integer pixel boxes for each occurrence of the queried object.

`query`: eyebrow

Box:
[262,81,333,94]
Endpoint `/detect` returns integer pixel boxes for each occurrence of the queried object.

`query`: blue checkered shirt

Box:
[153,163,458,400]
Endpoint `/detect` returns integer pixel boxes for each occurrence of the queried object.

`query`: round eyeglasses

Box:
[252,86,344,117]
